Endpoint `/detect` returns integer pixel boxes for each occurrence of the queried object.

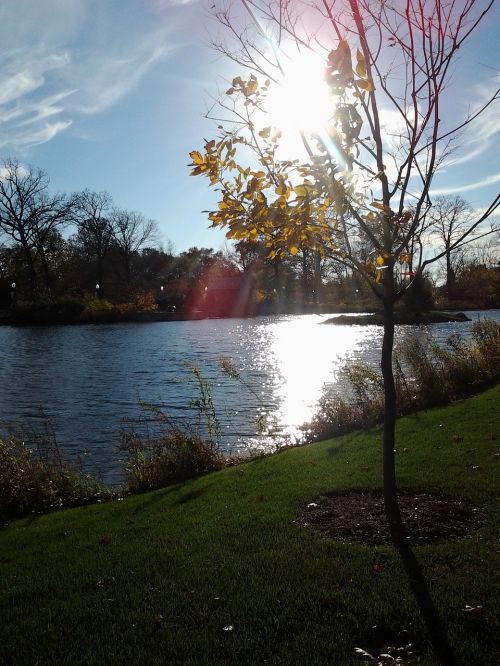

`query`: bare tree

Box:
[74,190,114,298]
[190,0,499,538]
[426,196,498,298]
[110,209,159,286]
[0,159,74,297]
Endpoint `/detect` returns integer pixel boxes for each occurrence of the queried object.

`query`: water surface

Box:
[0,310,497,482]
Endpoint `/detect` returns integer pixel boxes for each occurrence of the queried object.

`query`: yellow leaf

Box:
[275,184,289,197]
[375,270,382,283]
[327,39,353,79]
[357,78,374,91]
[355,50,367,78]
[376,255,385,266]
[189,151,204,165]
[246,78,258,95]
[290,246,299,256]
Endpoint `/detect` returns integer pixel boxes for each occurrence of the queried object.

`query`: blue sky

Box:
[0,0,498,253]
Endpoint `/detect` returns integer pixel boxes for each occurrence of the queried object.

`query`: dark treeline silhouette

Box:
[1,159,498,319]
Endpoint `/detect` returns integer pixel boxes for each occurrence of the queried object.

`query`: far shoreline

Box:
[0,305,494,327]
[322,311,472,325]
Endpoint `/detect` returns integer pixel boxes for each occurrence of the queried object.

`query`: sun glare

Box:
[266,50,333,139]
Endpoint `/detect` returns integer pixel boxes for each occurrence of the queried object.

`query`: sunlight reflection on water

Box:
[266,315,377,442]
[0,310,497,482]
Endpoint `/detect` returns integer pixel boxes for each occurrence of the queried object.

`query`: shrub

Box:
[120,429,225,492]
[52,296,86,319]
[307,319,500,440]
[400,274,435,312]
[81,295,114,312]
[120,363,225,492]
[0,433,111,523]
[134,290,157,312]
[11,297,86,324]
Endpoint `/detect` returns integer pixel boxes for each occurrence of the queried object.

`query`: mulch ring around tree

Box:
[296,490,479,545]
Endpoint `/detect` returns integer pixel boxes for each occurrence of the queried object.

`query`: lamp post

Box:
[95,283,100,299]
[10,282,16,308]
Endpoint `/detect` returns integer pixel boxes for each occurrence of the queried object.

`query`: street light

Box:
[95,283,100,299]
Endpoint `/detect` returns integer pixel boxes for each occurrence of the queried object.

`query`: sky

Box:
[0,0,498,254]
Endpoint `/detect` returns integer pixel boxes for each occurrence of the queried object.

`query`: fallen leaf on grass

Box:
[354,646,376,661]
[461,605,483,615]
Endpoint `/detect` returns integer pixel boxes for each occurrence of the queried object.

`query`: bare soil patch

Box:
[297,490,478,545]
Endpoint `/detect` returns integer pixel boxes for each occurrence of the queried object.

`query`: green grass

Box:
[1,387,499,665]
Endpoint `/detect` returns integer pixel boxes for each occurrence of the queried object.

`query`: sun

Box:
[265,50,333,140]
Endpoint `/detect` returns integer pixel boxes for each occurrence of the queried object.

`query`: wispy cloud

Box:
[430,173,500,196]
[73,44,172,115]
[0,0,178,151]
[474,206,500,219]
[149,0,197,10]
[443,75,500,169]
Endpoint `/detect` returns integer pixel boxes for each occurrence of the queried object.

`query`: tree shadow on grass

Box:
[391,522,458,666]
[132,482,212,514]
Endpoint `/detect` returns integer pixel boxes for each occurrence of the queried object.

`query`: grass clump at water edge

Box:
[0,429,111,523]
[307,318,500,441]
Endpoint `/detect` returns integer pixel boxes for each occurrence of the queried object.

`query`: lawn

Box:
[1,386,499,665]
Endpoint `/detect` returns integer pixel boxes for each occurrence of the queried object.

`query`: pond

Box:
[0,310,497,483]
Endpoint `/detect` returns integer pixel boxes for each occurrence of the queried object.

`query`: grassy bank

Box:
[1,387,499,665]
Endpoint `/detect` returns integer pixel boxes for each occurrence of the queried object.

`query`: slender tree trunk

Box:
[445,245,454,299]
[39,248,53,297]
[125,252,131,286]
[381,293,404,540]
[313,251,321,305]
[22,241,38,300]
[301,250,309,304]
[97,249,104,299]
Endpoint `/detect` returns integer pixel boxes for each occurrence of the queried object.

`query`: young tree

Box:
[190,0,499,534]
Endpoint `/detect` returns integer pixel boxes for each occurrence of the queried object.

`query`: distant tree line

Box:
[0,159,498,314]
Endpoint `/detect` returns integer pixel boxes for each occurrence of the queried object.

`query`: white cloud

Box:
[149,0,197,10]
[472,206,500,219]
[0,1,178,151]
[0,121,73,149]
[73,44,171,115]
[430,173,500,196]
[443,76,500,168]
